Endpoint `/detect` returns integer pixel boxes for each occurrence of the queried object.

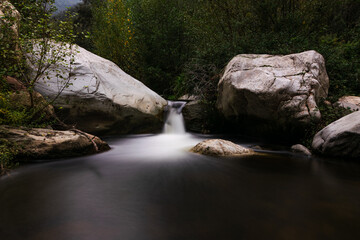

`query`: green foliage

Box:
[0,139,19,175]
[91,0,138,75]
[0,0,78,128]
[301,101,354,148]
[0,92,28,125]
[74,0,360,102]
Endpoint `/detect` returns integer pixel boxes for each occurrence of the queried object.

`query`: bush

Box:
[0,139,19,175]
[301,101,354,148]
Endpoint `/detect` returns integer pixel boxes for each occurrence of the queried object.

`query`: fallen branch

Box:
[70,128,99,152]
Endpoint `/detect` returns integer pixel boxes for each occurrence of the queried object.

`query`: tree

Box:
[92,0,137,74]
[1,0,77,124]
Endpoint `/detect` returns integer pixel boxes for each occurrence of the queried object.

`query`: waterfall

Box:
[163,101,187,134]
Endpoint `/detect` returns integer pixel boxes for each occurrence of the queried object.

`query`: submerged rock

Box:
[217,51,329,127]
[312,111,360,158]
[31,43,167,135]
[291,144,312,156]
[0,125,110,160]
[190,139,254,156]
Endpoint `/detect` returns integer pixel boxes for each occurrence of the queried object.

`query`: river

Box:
[0,102,360,239]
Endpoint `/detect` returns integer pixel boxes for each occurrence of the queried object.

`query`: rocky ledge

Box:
[0,125,110,161]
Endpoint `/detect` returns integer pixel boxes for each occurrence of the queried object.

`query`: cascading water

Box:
[119,100,203,157]
[163,101,187,134]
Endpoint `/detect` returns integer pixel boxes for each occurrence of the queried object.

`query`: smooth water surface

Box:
[1,134,360,240]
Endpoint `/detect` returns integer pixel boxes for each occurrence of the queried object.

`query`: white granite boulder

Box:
[31,43,167,135]
[217,51,329,126]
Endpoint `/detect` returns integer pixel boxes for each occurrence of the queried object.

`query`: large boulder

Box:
[190,139,254,156]
[32,43,167,135]
[0,125,110,160]
[312,111,360,158]
[217,51,329,127]
[0,1,21,52]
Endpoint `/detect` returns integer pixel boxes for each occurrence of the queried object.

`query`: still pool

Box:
[1,133,360,240]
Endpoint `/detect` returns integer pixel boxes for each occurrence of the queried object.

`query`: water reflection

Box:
[0,134,360,240]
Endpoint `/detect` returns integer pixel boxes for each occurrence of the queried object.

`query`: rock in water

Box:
[312,111,360,158]
[31,43,167,135]
[291,144,312,156]
[217,51,329,126]
[0,125,110,160]
[190,139,254,156]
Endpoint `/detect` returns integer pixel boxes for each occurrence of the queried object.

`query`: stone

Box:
[217,50,329,126]
[190,139,254,156]
[323,100,332,107]
[31,43,167,135]
[333,96,360,111]
[291,144,312,156]
[0,1,21,52]
[312,111,360,158]
[0,125,110,160]
[178,94,199,101]
[182,99,207,133]
[4,76,26,91]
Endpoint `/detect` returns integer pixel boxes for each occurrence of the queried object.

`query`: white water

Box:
[111,100,202,159]
[106,101,203,160]
[163,101,187,134]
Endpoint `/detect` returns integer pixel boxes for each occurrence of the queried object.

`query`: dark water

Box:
[1,134,360,240]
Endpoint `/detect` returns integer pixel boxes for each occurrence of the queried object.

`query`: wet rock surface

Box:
[0,125,110,160]
[190,139,254,156]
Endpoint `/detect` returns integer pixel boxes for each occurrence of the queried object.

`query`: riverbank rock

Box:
[190,139,254,156]
[291,144,312,156]
[0,125,110,160]
[0,1,21,52]
[31,43,167,135]
[333,96,360,111]
[217,51,329,128]
[182,99,208,133]
[312,111,360,158]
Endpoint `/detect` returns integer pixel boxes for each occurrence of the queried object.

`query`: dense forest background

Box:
[62,0,360,102]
